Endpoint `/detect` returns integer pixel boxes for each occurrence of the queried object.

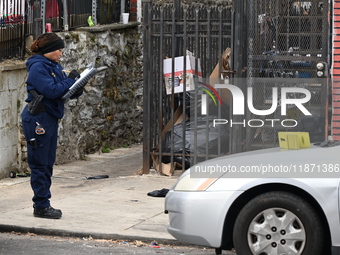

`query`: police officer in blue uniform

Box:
[21,32,82,219]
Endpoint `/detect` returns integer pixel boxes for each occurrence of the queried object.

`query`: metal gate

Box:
[244,0,330,151]
[142,0,330,174]
[142,0,233,174]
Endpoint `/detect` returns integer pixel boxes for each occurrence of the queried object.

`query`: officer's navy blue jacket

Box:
[25,55,75,119]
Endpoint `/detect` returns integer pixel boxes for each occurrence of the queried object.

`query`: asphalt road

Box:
[0,232,237,255]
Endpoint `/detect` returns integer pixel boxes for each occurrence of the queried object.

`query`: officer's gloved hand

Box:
[68,70,80,80]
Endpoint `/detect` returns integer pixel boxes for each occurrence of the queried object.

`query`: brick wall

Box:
[333,1,340,140]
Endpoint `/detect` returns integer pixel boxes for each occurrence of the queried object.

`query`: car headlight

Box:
[172,169,217,191]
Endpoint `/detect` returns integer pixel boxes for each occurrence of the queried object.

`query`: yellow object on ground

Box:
[278,132,311,150]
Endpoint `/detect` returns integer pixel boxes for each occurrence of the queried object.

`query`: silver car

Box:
[165,142,340,255]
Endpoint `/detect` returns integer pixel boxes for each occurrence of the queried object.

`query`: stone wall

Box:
[0,62,27,179]
[0,22,143,177]
[55,23,143,164]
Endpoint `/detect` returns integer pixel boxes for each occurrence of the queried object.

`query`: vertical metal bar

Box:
[230,0,246,154]
[323,0,330,140]
[23,0,28,59]
[92,0,97,25]
[206,6,213,160]
[204,7,211,161]
[33,1,42,39]
[217,6,223,157]
[158,6,164,173]
[125,0,130,14]
[182,4,187,171]
[142,0,152,174]
[207,7,212,78]
[63,0,69,30]
[243,0,251,153]
[41,0,46,33]
[18,0,22,57]
[169,2,177,172]
[174,0,180,56]
[121,0,126,14]
[0,0,3,60]
[193,5,199,165]
[0,0,2,56]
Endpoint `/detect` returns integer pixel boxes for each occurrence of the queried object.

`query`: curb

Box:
[0,224,180,245]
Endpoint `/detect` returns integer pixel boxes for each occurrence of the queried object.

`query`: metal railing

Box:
[0,0,130,61]
[0,0,26,61]
[29,0,128,34]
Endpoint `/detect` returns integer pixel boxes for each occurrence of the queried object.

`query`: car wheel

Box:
[233,191,324,255]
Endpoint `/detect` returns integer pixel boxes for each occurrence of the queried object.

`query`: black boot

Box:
[33,203,62,214]
[33,206,62,219]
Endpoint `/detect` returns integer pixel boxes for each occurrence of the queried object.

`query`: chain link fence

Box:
[245,0,330,150]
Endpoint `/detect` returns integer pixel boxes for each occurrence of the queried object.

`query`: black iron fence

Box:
[142,0,330,175]
[0,0,130,61]
[28,0,128,34]
[0,0,26,60]
[142,1,233,174]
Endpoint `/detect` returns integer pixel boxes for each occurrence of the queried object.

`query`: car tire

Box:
[233,191,324,255]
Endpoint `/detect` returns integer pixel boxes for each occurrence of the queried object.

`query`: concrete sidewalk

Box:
[0,144,178,242]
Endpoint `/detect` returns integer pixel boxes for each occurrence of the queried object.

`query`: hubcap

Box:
[247,208,306,255]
